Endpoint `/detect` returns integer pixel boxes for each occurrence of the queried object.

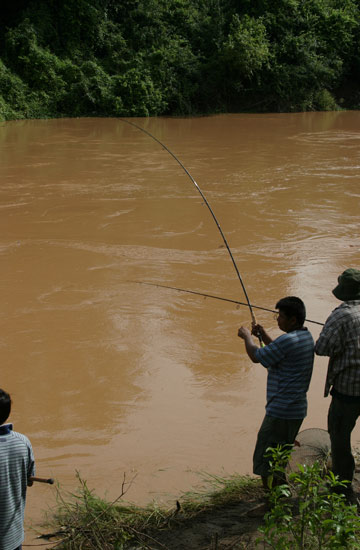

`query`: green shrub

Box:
[0,0,359,117]
[313,89,339,111]
[258,445,360,550]
[113,66,166,116]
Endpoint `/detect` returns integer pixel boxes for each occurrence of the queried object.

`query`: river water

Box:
[0,112,359,544]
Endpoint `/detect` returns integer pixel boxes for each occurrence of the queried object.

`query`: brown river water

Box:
[0,112,359,544]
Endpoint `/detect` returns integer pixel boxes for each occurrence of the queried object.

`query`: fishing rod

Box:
[29,476,54,484]
[119,118,261,339]
[132,280,324,326]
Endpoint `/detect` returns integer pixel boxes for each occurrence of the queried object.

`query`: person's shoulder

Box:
[11,430,32,447]
[342,301,360,311]
[332,302,357,315]
[276,329,313,346]
[297,327,314,340]
[269,332,294,350]
[330,302,360,323]
[275,330,306,341]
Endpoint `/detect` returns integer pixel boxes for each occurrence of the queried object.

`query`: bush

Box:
[0,0,359,117]
[258,445,360,550]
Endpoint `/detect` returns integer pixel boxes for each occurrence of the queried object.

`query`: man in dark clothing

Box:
[315,268,360,498]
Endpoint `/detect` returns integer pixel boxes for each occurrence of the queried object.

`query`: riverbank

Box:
[39,473,266,549]
[37,465,360,549]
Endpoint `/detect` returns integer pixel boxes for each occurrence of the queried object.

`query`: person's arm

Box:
[237,326,259,363]
[315,310,344,357]
[26,439,35,487]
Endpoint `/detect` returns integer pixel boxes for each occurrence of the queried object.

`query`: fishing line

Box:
[119,118,259,332]
[132,280,324,326]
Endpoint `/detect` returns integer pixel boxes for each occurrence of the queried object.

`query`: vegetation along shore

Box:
[39,449,360,550]
[1,0,360,121]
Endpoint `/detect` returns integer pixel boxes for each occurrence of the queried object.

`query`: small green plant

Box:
[257,445,360,550]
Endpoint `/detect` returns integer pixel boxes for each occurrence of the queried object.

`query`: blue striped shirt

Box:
[0,424,35,550]
[255,329,314,419]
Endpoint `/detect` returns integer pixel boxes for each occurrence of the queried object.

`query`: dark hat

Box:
[332,268,360,301]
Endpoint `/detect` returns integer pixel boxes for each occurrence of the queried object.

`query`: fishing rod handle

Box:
[29,476,54,484]
[250,315,263,347]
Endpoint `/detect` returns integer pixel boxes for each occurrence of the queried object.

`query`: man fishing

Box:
[237,296,314,497]
[315,268,360,502]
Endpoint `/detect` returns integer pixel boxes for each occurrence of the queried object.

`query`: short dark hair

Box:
[0,389,11,425]
[275,296,306,326]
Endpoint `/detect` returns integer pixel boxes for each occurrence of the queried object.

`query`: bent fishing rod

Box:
[119,118,261,339]
[132,280,324,327]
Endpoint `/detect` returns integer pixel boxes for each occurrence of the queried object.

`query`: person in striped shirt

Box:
[315,268,360,500]
[238,296,314,491]
[0,389,35,550]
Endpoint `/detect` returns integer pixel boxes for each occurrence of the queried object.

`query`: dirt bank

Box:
[147,496,265,549]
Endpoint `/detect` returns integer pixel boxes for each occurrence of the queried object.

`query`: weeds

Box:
[46,472,171,549]
[257,446,360,550]
[179,471,262,515]
[42,453,360,550]
[44,471,262,549]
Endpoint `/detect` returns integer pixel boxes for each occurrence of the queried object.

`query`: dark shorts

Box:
[253,415,303,477]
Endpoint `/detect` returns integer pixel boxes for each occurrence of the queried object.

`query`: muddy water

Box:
[0,113,360,543]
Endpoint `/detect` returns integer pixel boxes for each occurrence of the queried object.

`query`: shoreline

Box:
[31,473,265,549]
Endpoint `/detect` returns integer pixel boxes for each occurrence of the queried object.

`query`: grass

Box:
[179,471,261,513]
[40,455,360,550]
[43,471,262,549]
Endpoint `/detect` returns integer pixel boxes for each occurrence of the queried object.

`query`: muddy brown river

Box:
[0,112,359,544]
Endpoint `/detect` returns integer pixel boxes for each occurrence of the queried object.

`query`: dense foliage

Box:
[1,0,360,120]
[259,446,360,549]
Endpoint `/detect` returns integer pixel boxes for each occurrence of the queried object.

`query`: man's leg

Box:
[249,416,302,517]
[328,396,360,486]
[253,416,302,483]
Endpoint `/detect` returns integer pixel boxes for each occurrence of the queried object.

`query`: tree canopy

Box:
[0,0,359,120]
